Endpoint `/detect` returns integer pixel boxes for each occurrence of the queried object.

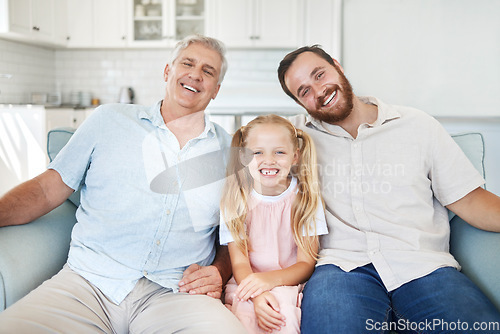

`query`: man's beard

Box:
[307,71,354,124]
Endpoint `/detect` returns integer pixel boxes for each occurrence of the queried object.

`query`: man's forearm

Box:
[447,187,500,232]
[0,178,46,227]
[0,170,73,227]
[211,245,232,285]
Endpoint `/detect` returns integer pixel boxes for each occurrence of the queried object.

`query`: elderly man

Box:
[278,45,500,333]
[0,35,245,333]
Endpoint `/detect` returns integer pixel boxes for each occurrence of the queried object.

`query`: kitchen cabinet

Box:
[130,0,207,47]
[209,0,302,48]
[94,0,128,47]
[66,0,92,47]
[0,106,94,196]
[46,108,94,131]
[303,0,342,61]
[67,0,128,48]
[0,0,67,46]
[6,0,32,36]
[53,0,68,45]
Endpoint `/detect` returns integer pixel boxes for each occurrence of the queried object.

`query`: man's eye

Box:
[301,88,309,97]
[183,62,192,67]
[253,151,262,155]
[204,70,214,76]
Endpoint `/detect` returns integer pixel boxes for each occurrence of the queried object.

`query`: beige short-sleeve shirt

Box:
[290,96,485,291]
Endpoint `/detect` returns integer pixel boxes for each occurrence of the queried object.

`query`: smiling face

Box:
[244,123,299,196]
[284,51,354,124]
[163,42,222,116]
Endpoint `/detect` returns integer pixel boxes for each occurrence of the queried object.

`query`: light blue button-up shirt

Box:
[48,101,231,304]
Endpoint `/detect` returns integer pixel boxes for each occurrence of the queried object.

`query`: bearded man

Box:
[278,45,500,333]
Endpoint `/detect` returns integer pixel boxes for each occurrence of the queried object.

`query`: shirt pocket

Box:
[375,143,421,186]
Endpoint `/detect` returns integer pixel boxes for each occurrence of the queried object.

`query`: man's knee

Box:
[301,264,392,334]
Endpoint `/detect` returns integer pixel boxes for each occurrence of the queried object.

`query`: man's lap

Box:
[301,264,500,334]
[0,266,245,334]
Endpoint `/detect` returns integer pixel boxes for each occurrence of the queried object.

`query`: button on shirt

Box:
[290,96,485,292]
[48,101,231,304]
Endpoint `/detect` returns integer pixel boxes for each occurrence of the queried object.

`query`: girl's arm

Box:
[236,236,319,301]
[228,241,254,284]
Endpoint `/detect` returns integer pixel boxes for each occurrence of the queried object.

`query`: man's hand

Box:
[252,292,285,332]
[178,264,223,299]
[236,272,277,301]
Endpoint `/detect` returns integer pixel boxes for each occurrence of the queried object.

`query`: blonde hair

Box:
[220,114,322,260]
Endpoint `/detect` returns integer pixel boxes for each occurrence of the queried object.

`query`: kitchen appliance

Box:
[47,92,62,106]
[31,92,48,105]
[119,87,135,104]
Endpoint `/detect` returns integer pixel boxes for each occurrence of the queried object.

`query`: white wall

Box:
[342,0,500,117]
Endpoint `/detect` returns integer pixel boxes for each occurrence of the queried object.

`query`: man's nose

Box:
[189,66,203,80]
[312,83,324,99]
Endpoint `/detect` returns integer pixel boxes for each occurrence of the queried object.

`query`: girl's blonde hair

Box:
[220,114,322,260]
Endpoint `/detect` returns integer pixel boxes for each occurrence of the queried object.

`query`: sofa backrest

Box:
[47,127,80,207]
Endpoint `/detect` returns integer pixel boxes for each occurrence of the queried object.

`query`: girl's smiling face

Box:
[244,123,299,196]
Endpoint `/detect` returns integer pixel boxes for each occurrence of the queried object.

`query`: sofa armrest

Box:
[0,201,77,311]
[450,215,500,311]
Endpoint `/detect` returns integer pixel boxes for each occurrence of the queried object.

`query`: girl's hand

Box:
[236,272,277,301]
[252,292,286,332]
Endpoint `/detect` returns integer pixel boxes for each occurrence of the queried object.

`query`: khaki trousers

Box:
[0,266,246,334]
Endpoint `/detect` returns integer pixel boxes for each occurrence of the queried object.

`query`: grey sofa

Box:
[1,129,499,313]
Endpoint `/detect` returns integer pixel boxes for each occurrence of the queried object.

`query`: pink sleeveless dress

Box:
[224,184,303,334]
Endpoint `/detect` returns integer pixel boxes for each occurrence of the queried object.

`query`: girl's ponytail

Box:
[220,128,252,254]
[291,128,322,260]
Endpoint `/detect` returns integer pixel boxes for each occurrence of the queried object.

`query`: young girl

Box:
[219,115,328,333]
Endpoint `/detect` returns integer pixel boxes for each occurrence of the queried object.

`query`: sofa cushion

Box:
[449,133,485,220]
[47,127,80,206]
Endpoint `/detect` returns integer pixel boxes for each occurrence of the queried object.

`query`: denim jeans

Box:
[301,264,500,334]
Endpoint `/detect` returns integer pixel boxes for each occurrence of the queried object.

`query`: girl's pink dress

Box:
[224,181,303,334]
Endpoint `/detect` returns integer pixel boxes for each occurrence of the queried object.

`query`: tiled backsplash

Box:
[1,38,291,106]
[0,39,57,104]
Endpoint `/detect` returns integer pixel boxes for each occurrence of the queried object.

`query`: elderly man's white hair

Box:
[170,34,228,85]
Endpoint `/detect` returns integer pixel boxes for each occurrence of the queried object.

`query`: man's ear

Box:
[163,64,170,82]
[332,58,344,74]
[212,84,221,100]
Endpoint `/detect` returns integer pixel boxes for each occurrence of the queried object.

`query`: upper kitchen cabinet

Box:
[303,0,342,61]
[0,0,68,47]
[130,0,207,47]
[208,0,302,48]
[67,0,128,48]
